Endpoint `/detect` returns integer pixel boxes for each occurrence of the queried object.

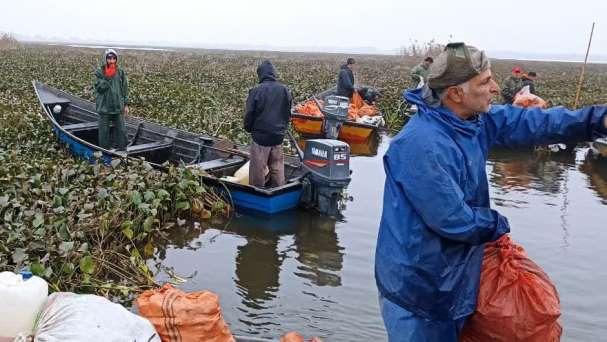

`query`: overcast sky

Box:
[2,0,606,59]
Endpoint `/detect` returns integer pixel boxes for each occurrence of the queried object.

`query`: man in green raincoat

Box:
[95,48,129,150]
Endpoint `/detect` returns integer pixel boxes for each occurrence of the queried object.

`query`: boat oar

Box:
[202,143,250,159]
[573,22,595,109]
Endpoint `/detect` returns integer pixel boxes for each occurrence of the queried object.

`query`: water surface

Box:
[154,135,607,341]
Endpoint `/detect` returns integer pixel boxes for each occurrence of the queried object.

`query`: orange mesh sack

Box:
[348,91,365,120]
[358,104,379,117]
[351,90,365,108]
[280,332,323,342]
[295,100,323,117]
[348,91,379,119]
[460,234,562,342]
[136,284,235,342]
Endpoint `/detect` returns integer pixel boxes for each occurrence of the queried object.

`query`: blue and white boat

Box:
[33,81,350,216]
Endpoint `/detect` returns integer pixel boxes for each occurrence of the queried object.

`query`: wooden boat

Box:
[33,81,349,215]
[291,86,383,144]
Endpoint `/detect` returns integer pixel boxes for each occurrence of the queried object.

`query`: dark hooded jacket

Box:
[522,76,536,95]
[336,64,355,98]
[95,49,128,115]
[244,61,293,146]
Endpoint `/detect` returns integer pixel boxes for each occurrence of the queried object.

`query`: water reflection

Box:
[292,213,344,287]
[489,147,580,246]
[489,147,575,196]
[154,221,213,261]
[579,154,607,205]
[230,211,344,305]
[154,210,344,310]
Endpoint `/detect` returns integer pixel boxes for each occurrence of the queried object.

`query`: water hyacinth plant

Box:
[2,43,607,301]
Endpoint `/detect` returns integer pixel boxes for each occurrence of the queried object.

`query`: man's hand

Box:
[604,114,607,129]
[124,105,129,115]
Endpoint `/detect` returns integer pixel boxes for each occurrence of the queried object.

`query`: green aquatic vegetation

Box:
[0,135,228,299]
[2,44,607,301]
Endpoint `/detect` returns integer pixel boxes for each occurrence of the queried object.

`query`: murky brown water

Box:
[153,134,607,341]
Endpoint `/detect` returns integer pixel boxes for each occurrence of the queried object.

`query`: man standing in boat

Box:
[500,66,523,104]
[375,42,607,342]
[410,56,434,88]
[244,60,292,188]
[336,57,356,99]
[94,48,129,150]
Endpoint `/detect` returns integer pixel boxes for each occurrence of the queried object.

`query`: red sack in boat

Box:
[460,234,562,342]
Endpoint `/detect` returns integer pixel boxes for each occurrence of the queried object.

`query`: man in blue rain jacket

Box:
[375,42,607,342]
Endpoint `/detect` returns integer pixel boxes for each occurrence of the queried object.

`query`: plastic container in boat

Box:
[0,271,48,338]
[233,161,250,185]
[219,175,241,183]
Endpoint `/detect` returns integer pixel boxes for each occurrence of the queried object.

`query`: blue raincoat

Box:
[376,87,607,341]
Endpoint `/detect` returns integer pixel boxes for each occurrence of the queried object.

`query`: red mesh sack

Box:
[461,234,562,342]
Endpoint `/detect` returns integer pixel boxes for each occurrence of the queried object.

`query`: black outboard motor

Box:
[299,139,351,216]
[320,95,349,139]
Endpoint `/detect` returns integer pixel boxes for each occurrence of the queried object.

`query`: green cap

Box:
[427,42,490,90]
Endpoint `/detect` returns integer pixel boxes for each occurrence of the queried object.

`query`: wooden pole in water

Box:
[573,22,595,109]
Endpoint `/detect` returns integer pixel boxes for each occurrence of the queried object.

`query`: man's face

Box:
[461,69,499,114]
[106,55,117,65]
[423,61,432,69]
[512,71,522,78]
[347,63,354,70]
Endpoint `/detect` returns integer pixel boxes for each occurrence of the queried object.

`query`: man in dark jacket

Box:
[244,60,293,188]
[410,56,434,88]
[522,71,537,94]
[336,57,356,98]
[376,42,607,341]
[94,48,129,150]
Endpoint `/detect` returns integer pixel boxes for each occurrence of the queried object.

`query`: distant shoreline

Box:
[47,43,174,52]
[34,42,607,64]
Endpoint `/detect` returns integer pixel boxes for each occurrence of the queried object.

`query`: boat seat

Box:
[193,156,245,171]
[126,141,173,154]
[63,121,99,132]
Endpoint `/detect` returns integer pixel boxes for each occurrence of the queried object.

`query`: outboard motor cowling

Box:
[321,95,349,139]
[300,139,351,216]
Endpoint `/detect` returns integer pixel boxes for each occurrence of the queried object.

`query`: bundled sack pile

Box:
[294,88,380,120]
[348,91,380,120]
[460,234,562,342]
[294,99,324,117]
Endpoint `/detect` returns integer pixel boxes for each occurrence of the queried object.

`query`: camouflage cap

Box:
[427,42,490,90]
